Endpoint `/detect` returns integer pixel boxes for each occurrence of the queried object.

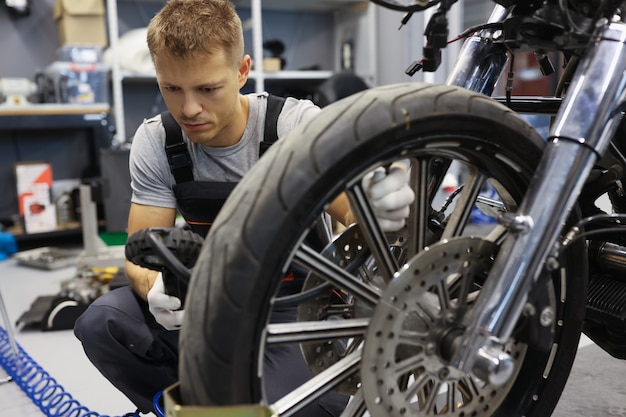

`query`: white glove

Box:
[363,163,415,232]
[147,272,184,331]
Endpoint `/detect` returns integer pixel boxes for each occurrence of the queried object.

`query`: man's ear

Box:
[238,55,251,87]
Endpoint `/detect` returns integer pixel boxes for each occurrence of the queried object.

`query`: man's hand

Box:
[363,162,415,232]
[147,272,184,330]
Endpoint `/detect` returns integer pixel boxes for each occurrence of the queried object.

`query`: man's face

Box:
[154,48,250,147]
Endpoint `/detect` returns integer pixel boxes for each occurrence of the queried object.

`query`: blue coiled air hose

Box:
[0,325,164,417]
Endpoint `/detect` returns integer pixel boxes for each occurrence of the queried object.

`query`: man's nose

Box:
[181,94,202,118]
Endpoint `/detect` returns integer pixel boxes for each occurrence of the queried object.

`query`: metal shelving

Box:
[0,106,112,245]
[245,0,368,93]
[233,0,366,12]
[106,0,370,142]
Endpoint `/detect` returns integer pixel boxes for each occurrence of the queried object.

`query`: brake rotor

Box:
[361,237,525,417]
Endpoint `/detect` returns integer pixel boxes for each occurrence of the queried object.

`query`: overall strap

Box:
[260,94,286,156]
[162,111,194,183]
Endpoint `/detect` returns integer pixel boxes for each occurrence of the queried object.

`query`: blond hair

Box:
[147,0,244,66]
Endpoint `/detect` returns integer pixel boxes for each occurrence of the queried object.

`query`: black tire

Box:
[179,83,587,417]
[125,227,204,272]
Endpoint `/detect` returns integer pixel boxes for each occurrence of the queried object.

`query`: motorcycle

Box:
[173,0,626,415]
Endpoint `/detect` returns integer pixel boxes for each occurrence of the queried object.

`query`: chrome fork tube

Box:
[446,4,510,94]
[453,21,626,383]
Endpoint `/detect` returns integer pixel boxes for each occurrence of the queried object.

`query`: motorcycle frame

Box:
[444,4,626,380]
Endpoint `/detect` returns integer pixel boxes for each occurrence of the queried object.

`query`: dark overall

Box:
[75,96,348,415]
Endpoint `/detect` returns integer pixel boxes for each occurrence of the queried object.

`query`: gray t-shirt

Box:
[129,92,320,209]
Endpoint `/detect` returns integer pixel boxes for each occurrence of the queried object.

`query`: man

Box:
[74,0,415,415]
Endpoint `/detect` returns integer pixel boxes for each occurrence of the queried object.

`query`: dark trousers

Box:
[74,286,178,413]
[74,286,348,415]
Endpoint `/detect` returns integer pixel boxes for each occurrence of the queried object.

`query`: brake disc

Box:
[361,237,525,417]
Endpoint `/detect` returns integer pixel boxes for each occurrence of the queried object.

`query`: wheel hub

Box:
[361,237,523,416]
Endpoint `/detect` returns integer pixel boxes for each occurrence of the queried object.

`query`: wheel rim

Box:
[261,134,554,417]
[179,85,585,417]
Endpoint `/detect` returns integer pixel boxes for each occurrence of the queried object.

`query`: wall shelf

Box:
[232,0,367,12]
[119,70,334,82]
[0,107,113,241]
[0,105,109,131]
[123,0,367,8]
[254,70,334,80]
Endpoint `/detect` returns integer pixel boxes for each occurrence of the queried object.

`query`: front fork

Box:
[445,13,626,384]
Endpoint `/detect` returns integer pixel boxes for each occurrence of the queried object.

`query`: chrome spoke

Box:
[266,318,369,344]
[407,157,432,258]
[272,350,362,417]
[293,245,381,308]
[340,389,368,417]
[441,166,486,240]
[346,179,398,283]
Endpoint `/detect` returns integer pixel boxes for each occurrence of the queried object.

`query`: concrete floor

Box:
[0,253,137,417]
[553,340,626,417]
[2,253,626,417]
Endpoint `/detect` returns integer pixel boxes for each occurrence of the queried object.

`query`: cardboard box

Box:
[53,0,108,47]
[15,163,57,234]
[263,57,282,72]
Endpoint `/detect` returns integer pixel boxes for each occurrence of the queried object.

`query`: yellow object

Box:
[90,266,119,283]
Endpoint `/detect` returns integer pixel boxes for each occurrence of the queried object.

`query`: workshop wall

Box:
[117,5,335,141]
[0,0,96,228]
[0,0,337,227]
[0,1,58,78]
[0,0,491,236]
[0,1,164,75]
[0,0,336,142]
[0,2,149,228]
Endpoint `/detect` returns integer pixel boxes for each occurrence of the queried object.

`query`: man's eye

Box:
[164,86,179,92]
[202,88,216,94]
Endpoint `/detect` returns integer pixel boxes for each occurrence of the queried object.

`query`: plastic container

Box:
[56,44,103,64]
[0,232,17,261]
[40,61,109,104]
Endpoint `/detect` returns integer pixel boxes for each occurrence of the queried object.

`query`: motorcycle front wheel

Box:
[179,83,587,417]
